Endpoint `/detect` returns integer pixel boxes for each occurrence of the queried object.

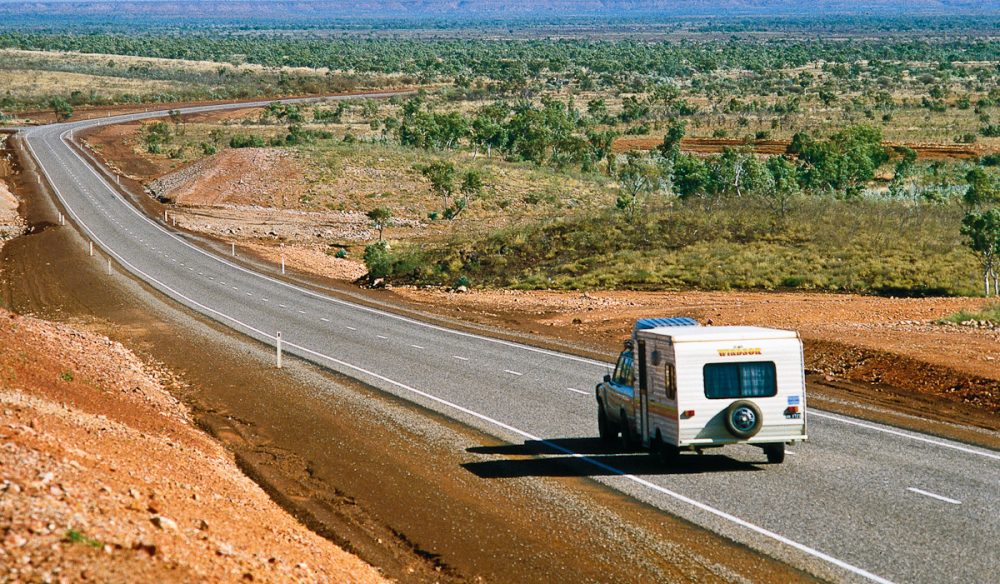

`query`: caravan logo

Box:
[717,348,762,357]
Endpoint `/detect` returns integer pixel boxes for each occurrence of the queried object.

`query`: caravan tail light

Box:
[785,406,800,415]
[681,410,695,418]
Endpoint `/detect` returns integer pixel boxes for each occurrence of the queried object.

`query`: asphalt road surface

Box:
[19,97,1000,584]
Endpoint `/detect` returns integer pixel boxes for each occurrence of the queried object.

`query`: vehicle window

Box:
[624,357,635,387]
[614,354,634,386]
[664,363,676,400]
[703,362,777,399]
[612,351,628,382]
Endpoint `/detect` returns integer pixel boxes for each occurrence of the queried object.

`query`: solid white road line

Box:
[810,411,1000,461]
[906,487,962,505]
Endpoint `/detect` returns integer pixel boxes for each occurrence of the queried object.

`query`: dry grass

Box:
[0,68,189,100]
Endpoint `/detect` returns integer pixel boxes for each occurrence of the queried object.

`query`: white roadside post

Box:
[107,258,111,275]
[231,242,236,257]
[164,209,168,222]
[89,241,93,257]
[276,332,283,369]
[281,255,286,274]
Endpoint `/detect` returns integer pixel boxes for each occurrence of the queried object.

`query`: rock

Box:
[197,519,209,531]
[150,515,177,530]
[455,285,468,293]
[216,542,234,557]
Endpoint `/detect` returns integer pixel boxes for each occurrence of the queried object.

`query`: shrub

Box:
[229,134,266,148]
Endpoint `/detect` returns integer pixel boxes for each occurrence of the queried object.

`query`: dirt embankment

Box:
[0,308,385,583]
[0,135,27,242]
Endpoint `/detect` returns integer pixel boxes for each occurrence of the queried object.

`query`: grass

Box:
[937,303,1000,324]
[64,529,102,548]
[375,197,981,295]
[60,371,74,382]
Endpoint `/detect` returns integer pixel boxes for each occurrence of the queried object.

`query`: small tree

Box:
[50,97,72,122]
[367,206,392,241]
[615,152,663,221]
[657,119,686,161]
[420,161,457,211]
[961,209,1000,295]
[964,167,999,209]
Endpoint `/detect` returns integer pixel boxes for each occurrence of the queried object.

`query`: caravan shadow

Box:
[463,437,762,478]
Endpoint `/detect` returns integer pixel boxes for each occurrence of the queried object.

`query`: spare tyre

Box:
[725,400,763,439]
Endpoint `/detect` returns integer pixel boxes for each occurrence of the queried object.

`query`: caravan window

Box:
[703,362,777,399]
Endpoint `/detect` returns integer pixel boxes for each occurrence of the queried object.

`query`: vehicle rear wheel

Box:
[597,404,617,442]
[764,443,785,464]
[724,400,763,439]
[619,409,634,450]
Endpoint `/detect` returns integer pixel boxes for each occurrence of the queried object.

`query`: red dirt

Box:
[614,136,988,160]
[0,309,385,583]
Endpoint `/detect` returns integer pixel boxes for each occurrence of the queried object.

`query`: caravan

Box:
[596,318,808,464]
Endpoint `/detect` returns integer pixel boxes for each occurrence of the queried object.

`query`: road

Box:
[19,97,1000,584]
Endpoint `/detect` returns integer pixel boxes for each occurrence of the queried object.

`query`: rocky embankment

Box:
[0,139,26,242]
[0,309,385,583]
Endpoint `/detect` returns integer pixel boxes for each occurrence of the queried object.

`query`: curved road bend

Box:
[19,98,1000,584]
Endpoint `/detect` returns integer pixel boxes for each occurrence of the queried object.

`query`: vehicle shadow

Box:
[463,438,763,478]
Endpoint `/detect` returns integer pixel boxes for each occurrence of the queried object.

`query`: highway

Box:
[20,98,1000,584]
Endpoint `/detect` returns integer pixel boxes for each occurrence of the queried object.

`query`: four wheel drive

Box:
[596,318,808,464]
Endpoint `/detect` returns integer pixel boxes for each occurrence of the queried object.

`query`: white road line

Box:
[278,304,287,308]
[452,356,469,361]
[504,370,523,376]
[907,487,961,505]
[811,411,1000,461]
[377,335,388,339]
[566,387,588,395]
[411,344,425,350]
[346,326,357,331]
[320,317,330,322]
[298,310,306,314]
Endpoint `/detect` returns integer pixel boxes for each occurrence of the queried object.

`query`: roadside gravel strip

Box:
[21,98,1000,584]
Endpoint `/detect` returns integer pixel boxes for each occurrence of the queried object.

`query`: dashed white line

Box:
[346,326,357,331]
[411,344,425,350]
[504,370,523,376]
[377,335,388,339]
[320,317,330,322]
[298,310,306,314]
[452,356,469,361]
[566,387,588,395]
[907,487,961,505]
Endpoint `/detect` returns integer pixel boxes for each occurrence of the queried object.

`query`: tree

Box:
[420,161,457,211]
[615,152,663,221]
[964,167,999,209]
[961,209,1000,295]
[367,206,392,241]
[50,97,72,122]
[765,156,800,217]
[657,120,686,160]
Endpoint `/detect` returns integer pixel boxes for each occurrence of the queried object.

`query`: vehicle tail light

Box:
[785,406,800,414]
[682,410,695,418]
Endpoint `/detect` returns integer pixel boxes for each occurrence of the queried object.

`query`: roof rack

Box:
[633,317,699,339]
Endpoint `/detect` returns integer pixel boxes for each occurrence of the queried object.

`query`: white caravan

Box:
[596,318,807,464]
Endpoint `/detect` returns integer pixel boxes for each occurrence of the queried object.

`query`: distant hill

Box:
[2,0,998,19]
